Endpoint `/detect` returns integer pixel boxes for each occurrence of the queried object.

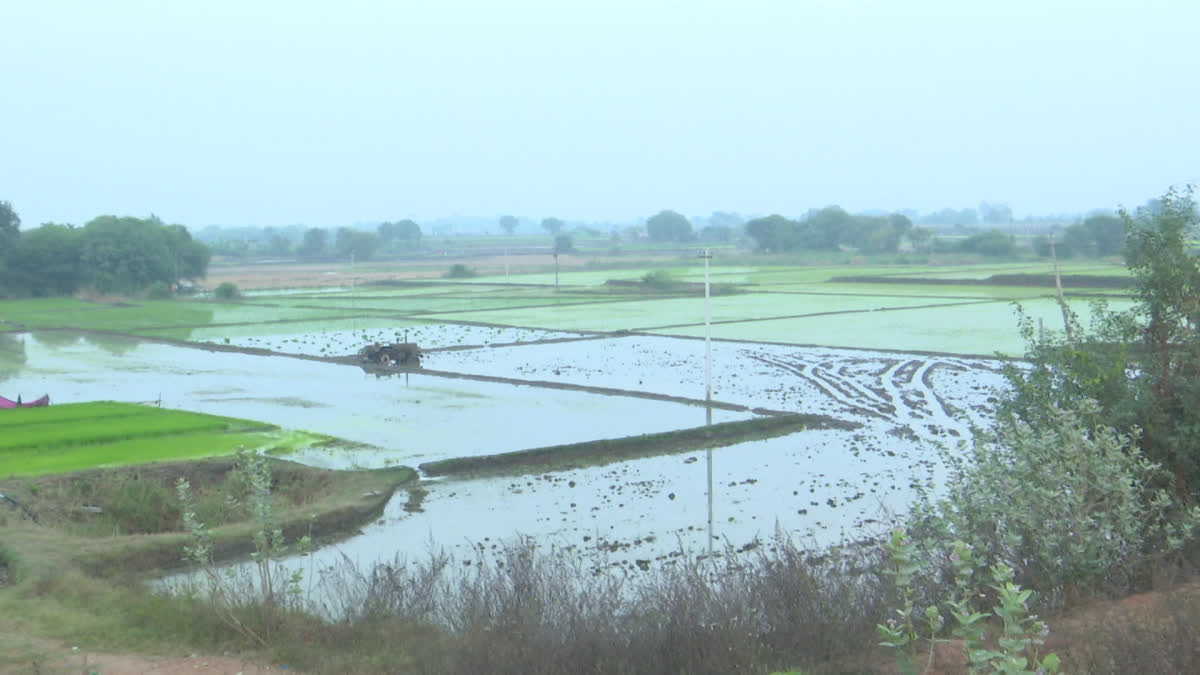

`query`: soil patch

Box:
[419,413,857,477]
[831,273,1133,289]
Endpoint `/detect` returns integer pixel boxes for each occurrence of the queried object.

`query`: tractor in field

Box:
[358,342,421,367]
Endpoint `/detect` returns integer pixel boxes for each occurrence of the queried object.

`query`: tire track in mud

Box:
[746,351,980,437]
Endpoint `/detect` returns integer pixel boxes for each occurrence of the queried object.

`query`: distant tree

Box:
[499,215,519,235]
[962,229,1016,256]
[1083,213,1126,256]
[214,281,240,300]
[888,213,914,239]
[0,200,19,252]
[645,210,693,242]
[979,201,1014,224]
[266,231,292,256]
[699,224,734,243]
[541,217,564,235]
[1060,223,1097,258]
[335,227,381,261]
[804,206,852,250]
[553,233,574,255]
[708,211,745,229]
[162,224,210,284]
[1031,234,1052,257]
[909,227,934,253]
[744,214,796,252]
[298,228,328,259]
[862,224,901,253]
[395,219,422,247]
[377,221,398,244]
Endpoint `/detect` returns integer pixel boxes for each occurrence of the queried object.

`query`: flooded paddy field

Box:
[0,331,753,467]
[5,263,1093,585]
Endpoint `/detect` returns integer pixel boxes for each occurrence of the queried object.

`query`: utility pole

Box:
[700,248,714,556]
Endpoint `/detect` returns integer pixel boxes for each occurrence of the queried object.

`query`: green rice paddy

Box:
[0,402,331,477]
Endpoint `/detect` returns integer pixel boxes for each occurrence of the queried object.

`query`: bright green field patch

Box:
[445,292,972,332]
[651,297,1136,355]
[0,402,327,477]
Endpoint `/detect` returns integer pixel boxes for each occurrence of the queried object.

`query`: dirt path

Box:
[0,635,296,674]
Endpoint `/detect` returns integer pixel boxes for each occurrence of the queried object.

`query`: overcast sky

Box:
[2,1,1197,229]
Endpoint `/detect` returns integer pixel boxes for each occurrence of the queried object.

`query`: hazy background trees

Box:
[645,210,693,243]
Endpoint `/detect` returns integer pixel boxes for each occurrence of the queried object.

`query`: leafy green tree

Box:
[541,217,564,235]
[1122,185,1200,494]
[908,226,934,253]
[553,233,574,255]
[79,216,174,294]
[645,210,693,242]
[744,214,796,252]
[163,224,211,283]
[888,213,913,239]
[6,223,83,296]
[698,224,734,242]
[1059,223,1096,258]
[961,229,1015,256]
[1082,213,1125,256]
[0,200,19,253]
[298,227,328,259]
[862,225,900,253]
[803,206,852,250]
[335,227,381,261]
[394,219,422,247]
[379,219,421,249]
[1003,185,1200,499]
[498,215,519,235]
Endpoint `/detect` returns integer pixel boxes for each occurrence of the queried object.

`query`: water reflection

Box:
[31,331,83,349]
[0,333,26,381]
[83,332,145,356]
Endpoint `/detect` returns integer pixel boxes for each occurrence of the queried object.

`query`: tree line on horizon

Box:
[0,202,210,298]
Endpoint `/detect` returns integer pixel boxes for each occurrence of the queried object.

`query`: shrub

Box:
[640,269,675,288]
[145,281,171,299]
[911,400,1200,609]
[443,264,476,279]
[214,282,240,300]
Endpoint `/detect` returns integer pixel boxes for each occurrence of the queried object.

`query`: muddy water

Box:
[0,331,752,465]
[2,325,1009,592]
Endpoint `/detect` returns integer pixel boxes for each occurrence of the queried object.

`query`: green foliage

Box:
[640,268,675,288]
[443,263,477,279]
[109,477,177,534]
[78,215,209,294]
[1004,185,1200,497]
[297,227,328,259]
[498,214,519,235]
[177,449,312,648]
[214,281,240,300]
[880,531,1060,675]
[540,216,564,235]
[645,209,693,242]
[961,229,1016,256]
[744,209,912,253]
[335,227,381,260]
[553,233,574,255]
[913,401,1200,605]
[145,280,172,299]
[3,223,83,296]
